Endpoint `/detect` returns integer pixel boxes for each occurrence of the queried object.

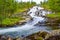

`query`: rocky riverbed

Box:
[24,29,60,40]
[0,29,60,40]
[45,17,60,26]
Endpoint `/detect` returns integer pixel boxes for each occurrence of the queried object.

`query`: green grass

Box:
[0,8,28,27]
[0,8,29,27]
[15,8,28,13]
[47,13,60,18]
[0,3,35,27]
[1,17,25,25]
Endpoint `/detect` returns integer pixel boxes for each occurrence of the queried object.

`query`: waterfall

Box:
[0,6,51,38]
[27,6,46,25]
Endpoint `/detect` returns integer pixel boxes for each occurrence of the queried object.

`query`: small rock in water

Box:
[8,37,13,40]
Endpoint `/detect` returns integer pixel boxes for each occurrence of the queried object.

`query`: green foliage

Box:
[41,0,60,12]
[2,17,25,25]
[0,0,36,27]
[0,0,36,18]
[41,0,60,19]
[48,0,60,12]
[41,1,51,11]
[47,13,60,18]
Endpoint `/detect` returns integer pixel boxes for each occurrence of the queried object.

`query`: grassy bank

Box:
[46,13,60,18]
[0,8,29,27]
[0,16,25,27]
[0,1,36,27]
[1,17,25,26]
[45,13,60,26]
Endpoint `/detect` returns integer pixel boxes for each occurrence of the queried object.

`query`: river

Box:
[0,6,53,38]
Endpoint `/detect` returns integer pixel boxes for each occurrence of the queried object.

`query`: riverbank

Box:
[0,1,36,27]
[0,29,60,40]
[0,31,48,40]
[24,29,60,40]
[0,9,32,27]
[40,0,60,26]
[45,29,60,40]
[45,13,60,26]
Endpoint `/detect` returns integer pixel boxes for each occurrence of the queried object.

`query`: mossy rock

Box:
[36,37,43,40]
[45,29,60,40]
[45,35,60,40]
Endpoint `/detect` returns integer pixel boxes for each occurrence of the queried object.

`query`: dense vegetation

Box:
[39,1,60,40]
[0,0,36,27]
[41,0,60,18]
[41,0,60,12]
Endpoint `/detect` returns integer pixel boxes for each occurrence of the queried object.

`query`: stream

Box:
[0,6,53,38]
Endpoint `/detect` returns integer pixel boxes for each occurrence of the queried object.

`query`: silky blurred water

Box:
[0,6,53,38]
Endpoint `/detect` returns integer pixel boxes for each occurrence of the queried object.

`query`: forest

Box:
[41,0,60,18]
[0,0,36,27]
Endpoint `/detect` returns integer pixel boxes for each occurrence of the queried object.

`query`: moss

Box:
[47,13,60,18]
[1,17,25,27]
[37,37,43,40]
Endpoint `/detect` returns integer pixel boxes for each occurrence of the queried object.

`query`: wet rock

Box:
[45,18,60,26]
[8,37,13,40]
[45,35,60,40]
[45,29,60,40]
[25,31,48,40]
[36,37,44,40]
[16,21,26,25]
[0,36,7,40]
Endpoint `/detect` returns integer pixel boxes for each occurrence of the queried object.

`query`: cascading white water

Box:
[27,6,46,25]
[0,6,51,38]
